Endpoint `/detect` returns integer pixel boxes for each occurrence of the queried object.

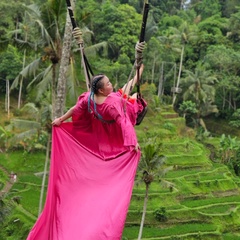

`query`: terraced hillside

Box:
[123,106,240,240]
[1,104,240,239]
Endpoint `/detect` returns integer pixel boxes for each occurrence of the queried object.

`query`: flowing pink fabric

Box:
[27,92,140,240]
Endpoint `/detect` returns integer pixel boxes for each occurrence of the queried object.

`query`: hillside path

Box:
[0,165,14,198]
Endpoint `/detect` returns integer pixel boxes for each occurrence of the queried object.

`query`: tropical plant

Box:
[154,207,168,222]
[204,45,240,114]
[5,101,51,152]
[0,126,13,150]
[10,2,66,115]
[219,134,240,164]
[190,0,221,20]
[169,21,198,105]
[181,66,218,130]
[179,100,198,119]
[229,108,240,128]
[136,140,173,240]
[0,45,22,116]
[8,101,51,215]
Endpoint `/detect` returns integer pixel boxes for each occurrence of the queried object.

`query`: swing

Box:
[130,1,149,125]
[67,0,149,125]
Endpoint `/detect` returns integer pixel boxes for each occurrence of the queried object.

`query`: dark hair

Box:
[91,74,105,94]
[88,74,107,121]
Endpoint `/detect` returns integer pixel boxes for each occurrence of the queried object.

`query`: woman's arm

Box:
[52,106,75,126]
[121,64,144,96]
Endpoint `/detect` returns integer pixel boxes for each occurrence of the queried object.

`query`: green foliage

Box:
[220,0,240,17]
[124,223,218,238]
[92,1,141,61]
[162,121,176,132]
[229,108,240,128]
[0,126,13,149]
[0,1,28,51]
[0,45,22,92]
[160,14,183,32]
[154,207,168,222]
[219,134,240,163]
[179,100,198,118]
[138,141,165,184]
[140,82,157,108]
[192,0,221,20]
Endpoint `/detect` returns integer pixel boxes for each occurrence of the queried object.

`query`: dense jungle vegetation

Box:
[1,0,240,239]
[1,0,240,125]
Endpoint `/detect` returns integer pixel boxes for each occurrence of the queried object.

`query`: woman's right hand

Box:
[134,143,140,152]
[52,118,62,126]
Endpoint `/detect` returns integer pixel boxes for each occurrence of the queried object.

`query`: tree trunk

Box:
[52,64,57,120]
[38,134,51,216]
[6,79,10,119]
[55,1,74,118]
[172,44,185,105]
[138,183,149,240]
[158,62,164,97]
[18,49,26,109]
[151,55,156,84]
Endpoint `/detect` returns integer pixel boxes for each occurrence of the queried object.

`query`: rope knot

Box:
[72,27,83,45]
[135,41,145,68]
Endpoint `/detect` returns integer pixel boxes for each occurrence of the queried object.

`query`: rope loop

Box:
[135,41,145,68]
[72,27,83,45]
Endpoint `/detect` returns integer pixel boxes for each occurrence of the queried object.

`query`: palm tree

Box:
[136,141,173,240]
[169,21,198,105]
[11,2,107,117]
[10,6,39,109]
[181,66,218,130]
[11,2,65,117]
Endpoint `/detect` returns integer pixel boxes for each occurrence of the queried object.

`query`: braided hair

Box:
[91,74,105,94]
[88,74,105,119]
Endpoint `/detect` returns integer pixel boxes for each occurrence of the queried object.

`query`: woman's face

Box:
[99,76,113,96]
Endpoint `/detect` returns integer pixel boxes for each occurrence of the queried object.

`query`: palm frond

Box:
[9,129,38,145]
[41,104,52,123]
[35,69,52,101]
[25,4,42,18]
[13,38,36,50]
[6,119,41,131]
[21,103,39,121]
[11,58,42,90]
[27,65,52,90]
[75,41,108,58]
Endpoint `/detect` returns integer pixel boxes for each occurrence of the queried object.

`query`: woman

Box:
[52,64,144,125]
[27,43,145,240]
[52,63,144,154]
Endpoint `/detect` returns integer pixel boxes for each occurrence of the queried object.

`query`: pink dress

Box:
[71,91,140,159]
[27,91,141,240]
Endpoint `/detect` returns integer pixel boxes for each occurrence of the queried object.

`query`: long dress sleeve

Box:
[104,94,138,148]
[64,91,138,159]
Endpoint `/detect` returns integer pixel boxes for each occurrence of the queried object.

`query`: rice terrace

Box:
[1,103,240,239]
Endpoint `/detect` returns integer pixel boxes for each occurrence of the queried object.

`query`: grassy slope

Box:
[1,100,240,239]
[123,107,240,240]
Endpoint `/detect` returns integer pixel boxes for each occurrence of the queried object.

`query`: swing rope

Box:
[121,1,149,125]
[136,0,149,95]
[66,0,149,125]
[66,0,93,91]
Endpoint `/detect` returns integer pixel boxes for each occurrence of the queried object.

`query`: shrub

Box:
[154,207,168,222]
